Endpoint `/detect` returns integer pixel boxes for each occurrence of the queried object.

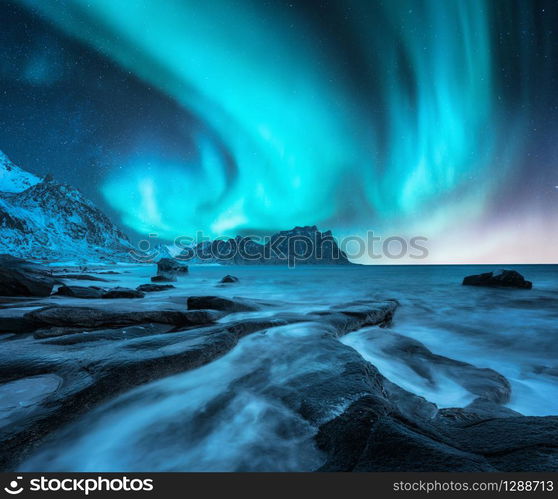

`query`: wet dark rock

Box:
[0,255,56,297]
[0,307,42,333]
[313,363,558,471]
[315,393,489,472]
[55,285,146,299]
[219,275,239,284]
[221,317,292,339]
[433,415,558,472]
[157,257,189,274]
[54,274,110,282]
[436,399,521,425]
[465,397,522,418]
[0,301,399,470]
[187,295,259,312]
[101,287,145,299]
[0,316,279,469]
[251,333,391,426]
[346,327,511,405]
[150,274,176,283]
[155,258,188,281]
[381,379,438,421]
[36,323,175,343]
[24,306,225,329]
[136,284,175,292]
[33,327,89,339]
[2,289,557,473]
[0,375,63,412]
[310,300,398,335]
[463,270,532,289]
[352,416,492,472]
[315,396,389,471]
[316,388,558,472]
[533,365,558,378]
[55,285,105,299]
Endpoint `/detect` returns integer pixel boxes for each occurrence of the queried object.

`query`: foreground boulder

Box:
[463,270,532,289]
[0,255,56,297]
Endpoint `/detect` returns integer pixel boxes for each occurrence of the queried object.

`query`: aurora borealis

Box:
[1,0,557,263]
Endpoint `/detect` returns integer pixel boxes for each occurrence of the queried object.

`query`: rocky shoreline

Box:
[0,259,556,471]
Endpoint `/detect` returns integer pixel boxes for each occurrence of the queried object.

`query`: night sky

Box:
[1,0,557,263]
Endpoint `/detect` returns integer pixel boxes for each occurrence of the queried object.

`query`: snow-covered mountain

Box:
[0,151,133,262]
[0,151,41,193]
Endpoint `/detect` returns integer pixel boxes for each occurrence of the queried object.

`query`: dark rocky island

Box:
[181,225,352,266]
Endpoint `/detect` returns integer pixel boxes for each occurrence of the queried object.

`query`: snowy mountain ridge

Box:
[0,151,41,193]
[0,151,133,262]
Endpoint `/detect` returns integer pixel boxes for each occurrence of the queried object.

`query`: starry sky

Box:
[0,0,557,263]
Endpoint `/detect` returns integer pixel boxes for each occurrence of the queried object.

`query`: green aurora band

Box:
[17,0,553,262]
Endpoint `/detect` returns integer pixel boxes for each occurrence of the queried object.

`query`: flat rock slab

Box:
[24,306,225,328]
[310,300,397,335]
[55,285,105,299]
[0,299,399,470]
[37,323,176,344]
[54,274,110,282]
[55,286,146,299]
[187,296,260,312]
[0,318,283,469]
[0,375,62,411]
[3,293,556,472]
